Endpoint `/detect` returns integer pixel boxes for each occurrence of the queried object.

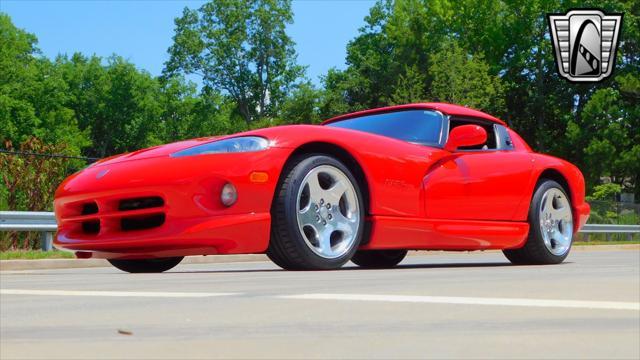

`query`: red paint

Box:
[54,103,589,259]
[423,151,535,221]
[361,216,530,251]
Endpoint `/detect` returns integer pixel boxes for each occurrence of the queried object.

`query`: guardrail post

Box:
[40,231,53,251]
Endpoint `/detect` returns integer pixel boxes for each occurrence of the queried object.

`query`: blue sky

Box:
[1,0,376,84]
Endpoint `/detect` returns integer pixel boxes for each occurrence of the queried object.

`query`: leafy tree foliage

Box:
[324,0,639,197]
[566,74,640,198]
[0,14,89,155]
[164,0,304,124]
[280,82,322,124]
[1,0,639,230]
[0,138,73,250]
[429,42,505,115]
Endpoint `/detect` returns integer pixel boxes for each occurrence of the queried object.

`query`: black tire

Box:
[503,179,573,265]
[267,154,366,270]
[108,257,183,273]
[351,249,408,269]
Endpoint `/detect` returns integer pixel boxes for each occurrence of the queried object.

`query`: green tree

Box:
[429,42,505,115]
[0,14,89,155]
[389,65,426,105]
[164,0,304,124]
[280,82,321,124]
[57,54,164,157]
[322,0,639,197]
[317,68,358,120]
[0,13,38,143]
[1,138,73,249]
[153,81,242,143]
[566,73,640,197]
[2,0,640,204]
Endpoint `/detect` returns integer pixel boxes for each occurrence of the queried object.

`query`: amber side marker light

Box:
[250,171,269,183]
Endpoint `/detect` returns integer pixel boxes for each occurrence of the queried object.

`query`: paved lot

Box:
[1,250,639,359]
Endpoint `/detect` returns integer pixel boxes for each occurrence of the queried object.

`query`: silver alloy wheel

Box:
[539,188,573,256]
[296,165,360,259]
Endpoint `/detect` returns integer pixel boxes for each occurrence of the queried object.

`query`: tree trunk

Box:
[238,99,252,126]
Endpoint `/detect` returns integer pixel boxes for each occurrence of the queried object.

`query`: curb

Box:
[1,244,637,271]
[571,243,639,251]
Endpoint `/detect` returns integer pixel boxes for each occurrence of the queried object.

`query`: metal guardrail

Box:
[0,211,58,231]
[0,211,639,251]
[580,224,640,241]
[580,224,640,232]
[0,211,57,251]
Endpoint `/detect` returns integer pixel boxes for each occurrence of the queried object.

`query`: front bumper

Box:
[53,148,291,259]
[55,212,271,259]
[574,202,590,232]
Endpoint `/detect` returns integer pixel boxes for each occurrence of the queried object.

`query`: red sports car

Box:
[54,103,590,272]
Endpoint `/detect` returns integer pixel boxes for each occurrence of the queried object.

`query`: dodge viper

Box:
[53,103,590,272]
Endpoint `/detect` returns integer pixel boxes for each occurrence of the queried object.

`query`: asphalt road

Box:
[1,250,639,359]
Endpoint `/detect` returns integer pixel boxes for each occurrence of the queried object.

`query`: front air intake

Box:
[81,220,100,234]
[81,202,98,215]
[118,197,164,211]
[120,214,165,231]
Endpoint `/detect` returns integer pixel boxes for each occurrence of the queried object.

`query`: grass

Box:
[0,250,75,260]
[574,240,639,246]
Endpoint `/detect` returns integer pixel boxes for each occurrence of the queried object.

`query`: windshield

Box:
[326,110,444,146]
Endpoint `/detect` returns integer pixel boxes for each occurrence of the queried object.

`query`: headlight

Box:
[171,136,269,157]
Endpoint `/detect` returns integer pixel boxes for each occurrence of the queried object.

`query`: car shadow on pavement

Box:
[340,262,516,271]
[165,261,518,274]
[0,261,572,276]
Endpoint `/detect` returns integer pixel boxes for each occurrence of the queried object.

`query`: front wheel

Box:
[503,180,573,265]
[351,250,408,268]
[108,257,184,273]
[267,154,365,270]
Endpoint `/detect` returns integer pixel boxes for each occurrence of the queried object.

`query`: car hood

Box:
[94,136,224,167]
[93,123,435,167]
[92,125,311,167]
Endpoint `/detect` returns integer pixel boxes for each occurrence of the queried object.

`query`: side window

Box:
[448,118,497,150]
[494,124,514,150]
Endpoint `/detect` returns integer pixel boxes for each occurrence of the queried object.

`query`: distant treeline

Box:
[1,0,639,212]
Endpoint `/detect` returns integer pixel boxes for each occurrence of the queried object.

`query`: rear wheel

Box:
[108,257,183,273]
[267,154,365,270]
[503,180,573,265]
[351,250,408,268]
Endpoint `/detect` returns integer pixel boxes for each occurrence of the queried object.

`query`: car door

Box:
[423,120,534,221]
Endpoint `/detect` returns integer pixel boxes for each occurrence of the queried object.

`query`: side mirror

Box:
[444,125,487,152]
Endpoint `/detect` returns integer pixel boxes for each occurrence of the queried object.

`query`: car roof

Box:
[322,102,507,127]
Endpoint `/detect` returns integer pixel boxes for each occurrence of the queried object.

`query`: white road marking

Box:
[3,289,638,311]
[279,293,640,311]
[0,289,237,298]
